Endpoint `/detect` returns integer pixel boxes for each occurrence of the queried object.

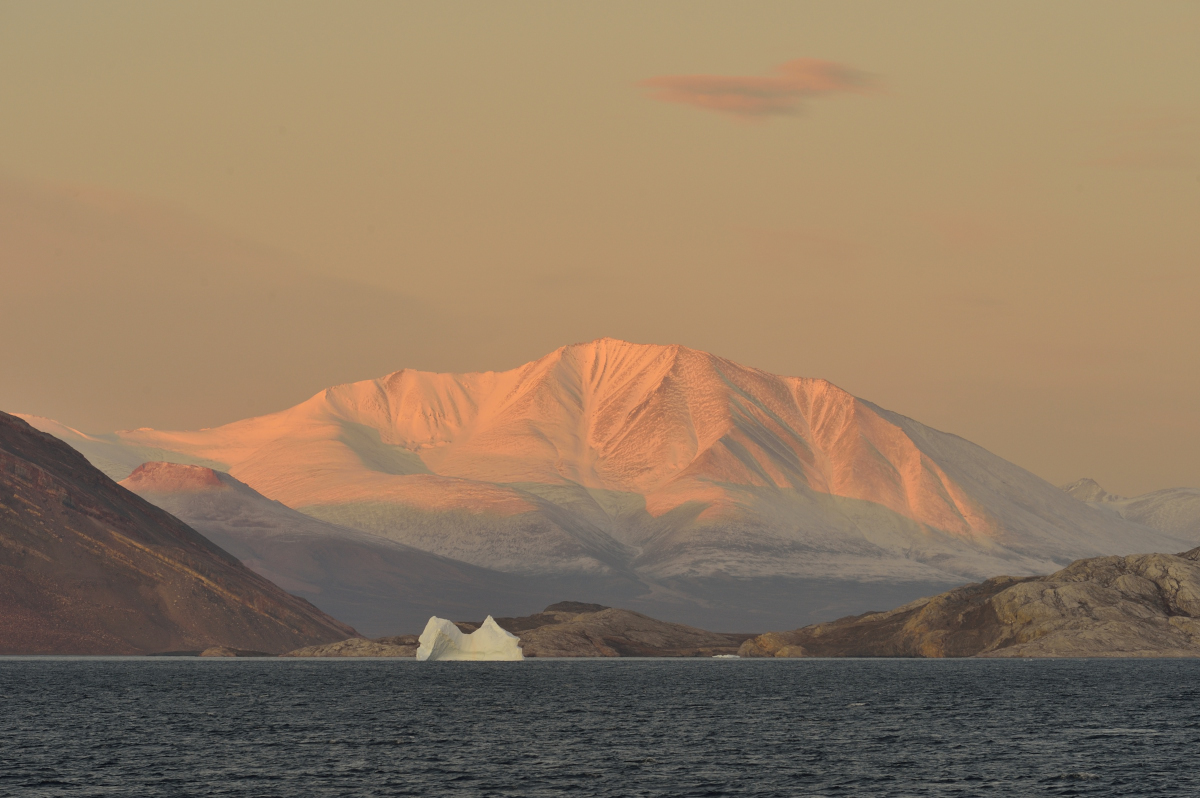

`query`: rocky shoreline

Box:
[739,547,1200,658]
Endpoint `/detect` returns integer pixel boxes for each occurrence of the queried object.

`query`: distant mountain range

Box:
[1061,478,1200,539]
[18,339,1197,631]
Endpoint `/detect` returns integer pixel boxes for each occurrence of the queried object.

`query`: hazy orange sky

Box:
[2,1,1198,496]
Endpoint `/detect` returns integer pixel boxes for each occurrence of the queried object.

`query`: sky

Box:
[1,1,1198,496]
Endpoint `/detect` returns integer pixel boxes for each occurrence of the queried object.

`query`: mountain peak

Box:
[551,337,691,370]
[1061,478,1123,503]
[122,461,228,494]
[21,343,1193,621]
[564,336,683,353]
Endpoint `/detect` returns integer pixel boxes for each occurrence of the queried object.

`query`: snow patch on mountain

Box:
[19,339,1193,588]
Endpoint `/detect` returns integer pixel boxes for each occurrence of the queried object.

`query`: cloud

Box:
[639,58,877,119]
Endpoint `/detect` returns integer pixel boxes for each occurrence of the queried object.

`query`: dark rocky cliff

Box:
[0,411,356,654]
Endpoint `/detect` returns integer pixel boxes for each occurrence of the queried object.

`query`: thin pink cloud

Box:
[639,58,877,119]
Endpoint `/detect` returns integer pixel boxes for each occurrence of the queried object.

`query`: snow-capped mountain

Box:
[19,339,1191,628]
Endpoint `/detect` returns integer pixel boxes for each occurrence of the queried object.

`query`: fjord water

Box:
[2,659,1197,797]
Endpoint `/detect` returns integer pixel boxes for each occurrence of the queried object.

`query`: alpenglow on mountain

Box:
[20,339,1192,629]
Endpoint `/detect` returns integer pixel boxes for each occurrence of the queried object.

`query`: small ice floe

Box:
[712,654,739,659]
[415,616,524,661]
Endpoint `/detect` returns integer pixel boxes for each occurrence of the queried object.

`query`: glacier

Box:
[416,616,524,661]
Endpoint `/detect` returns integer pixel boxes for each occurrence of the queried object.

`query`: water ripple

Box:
[0,658,1197,797]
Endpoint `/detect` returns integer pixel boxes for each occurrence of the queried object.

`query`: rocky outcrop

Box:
[739,547,1200,658]
[0,411,356,655]
[199,646,273,657]
[483,603,749,657]
[281,636,419,658]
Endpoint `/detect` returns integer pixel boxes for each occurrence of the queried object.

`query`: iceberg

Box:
[415,616,524,661]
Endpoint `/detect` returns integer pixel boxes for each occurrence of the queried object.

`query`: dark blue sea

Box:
[2,658,1197,797]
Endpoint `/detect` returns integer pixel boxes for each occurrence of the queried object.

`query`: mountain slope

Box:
[17,339,1188,628]
[0,411,355,655]
[119,461,634,636]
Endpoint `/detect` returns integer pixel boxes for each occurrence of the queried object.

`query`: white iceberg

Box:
[415,616,524,661]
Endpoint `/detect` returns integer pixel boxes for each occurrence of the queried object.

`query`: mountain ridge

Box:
[17,338,1192,628]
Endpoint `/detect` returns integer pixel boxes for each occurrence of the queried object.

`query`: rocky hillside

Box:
[0,411,355,655]
[490,602,750,657]
[739,547,1200,658]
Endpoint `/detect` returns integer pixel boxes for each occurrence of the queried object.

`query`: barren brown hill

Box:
[280,636,420,658]
[739,547,1200,658]
[472,602,750,657]
[0,411,356,654]
[282,602,750,658]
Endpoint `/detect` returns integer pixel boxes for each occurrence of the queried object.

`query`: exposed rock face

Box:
[739,547,1200,658]
[0,411,356,655]
[281,636,419,658]
[375,634,421,647]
